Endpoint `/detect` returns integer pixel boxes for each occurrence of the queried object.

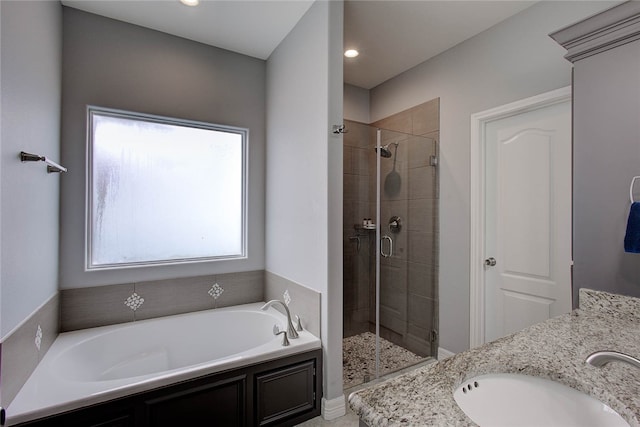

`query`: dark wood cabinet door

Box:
[143,375,246,427]
[88,413,135,427]
[255,360,316,426]
[16,405,135,427]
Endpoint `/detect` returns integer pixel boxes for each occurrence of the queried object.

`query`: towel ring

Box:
[630,176,640,203]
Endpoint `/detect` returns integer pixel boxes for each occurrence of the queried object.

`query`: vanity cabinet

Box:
[14,349,322,427]
[550,1,640,303]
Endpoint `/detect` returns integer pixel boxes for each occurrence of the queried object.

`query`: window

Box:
[87,106,247,270]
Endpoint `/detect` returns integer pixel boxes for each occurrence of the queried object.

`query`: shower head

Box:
[375,142,398,158]
[376,146,393,158]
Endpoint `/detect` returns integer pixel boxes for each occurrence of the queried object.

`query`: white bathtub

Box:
[7,302,321,425]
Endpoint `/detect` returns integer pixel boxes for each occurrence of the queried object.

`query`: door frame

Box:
[469,86,571,349]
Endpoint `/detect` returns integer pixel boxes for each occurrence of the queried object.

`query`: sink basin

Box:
[453,373,629,427]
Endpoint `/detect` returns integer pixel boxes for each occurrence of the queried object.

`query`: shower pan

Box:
[343,120,439,388]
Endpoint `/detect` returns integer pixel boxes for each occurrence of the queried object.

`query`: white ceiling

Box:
[344,1,536,89]
[60,0,315,60]
[61,0,536,89]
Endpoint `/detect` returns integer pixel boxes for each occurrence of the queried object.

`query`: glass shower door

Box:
[374,128,438,380]
[342,121,438,388]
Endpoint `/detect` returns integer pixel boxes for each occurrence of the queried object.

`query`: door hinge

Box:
[313,367,316,376]
[430,329,438,343]
[313,392,316,401]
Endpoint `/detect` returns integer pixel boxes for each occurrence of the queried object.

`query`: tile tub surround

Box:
[60,270,264,331]
[348,289,640,426]
[0,294,59,408]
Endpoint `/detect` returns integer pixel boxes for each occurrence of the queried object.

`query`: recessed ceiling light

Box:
[344,49,359,58]
[180,0,199,6]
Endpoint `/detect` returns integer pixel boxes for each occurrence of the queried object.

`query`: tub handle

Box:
[275,329,290,346]
[295,315,303,332]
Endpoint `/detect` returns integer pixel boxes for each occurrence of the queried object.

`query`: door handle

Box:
[381,235,393,258]
[484,257,497,267]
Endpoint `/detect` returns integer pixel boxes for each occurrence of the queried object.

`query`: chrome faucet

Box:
[260,300,299,339]
[586,350,640,370]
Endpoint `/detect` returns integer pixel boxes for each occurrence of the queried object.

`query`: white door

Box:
[483,99,572,343]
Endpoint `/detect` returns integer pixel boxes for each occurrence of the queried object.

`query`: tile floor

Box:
[296,333,436,426]
[342,332,425,389]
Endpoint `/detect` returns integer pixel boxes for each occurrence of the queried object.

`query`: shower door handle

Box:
[381,235,393,258]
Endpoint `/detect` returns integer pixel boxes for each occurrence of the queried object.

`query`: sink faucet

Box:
[260,300,299,339]
[586,351,640,370]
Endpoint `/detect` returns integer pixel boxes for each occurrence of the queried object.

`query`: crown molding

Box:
[549,1,640,63]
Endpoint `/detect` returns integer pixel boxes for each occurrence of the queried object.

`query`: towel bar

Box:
[20,151,67,173]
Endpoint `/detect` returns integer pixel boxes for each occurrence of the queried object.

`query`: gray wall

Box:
[344,84,370,124]
[368,1,616,354]
[573,39,640,303]
[60,8,266,289]
[0,1,62,339]
[266,0,345,410]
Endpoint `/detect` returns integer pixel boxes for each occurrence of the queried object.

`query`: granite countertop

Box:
[349,289,640,426]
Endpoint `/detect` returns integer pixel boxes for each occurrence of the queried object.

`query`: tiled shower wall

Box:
[343,123,376,337]
[343,98,440,357]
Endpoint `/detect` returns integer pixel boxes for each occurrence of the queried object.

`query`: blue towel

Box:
[624,202,640,253]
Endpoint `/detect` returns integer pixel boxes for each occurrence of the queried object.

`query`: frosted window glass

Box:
[88,107,246,269]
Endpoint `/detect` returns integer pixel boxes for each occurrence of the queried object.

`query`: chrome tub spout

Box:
[260,300,299,339]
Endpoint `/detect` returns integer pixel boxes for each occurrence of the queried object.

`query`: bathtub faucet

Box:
[586,350,640,370]
[260,300,299,339]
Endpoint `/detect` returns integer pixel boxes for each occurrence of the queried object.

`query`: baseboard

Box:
[438,347,456,360]
[322,394,346,420]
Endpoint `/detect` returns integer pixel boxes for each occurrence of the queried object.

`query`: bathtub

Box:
[7,302,321,425]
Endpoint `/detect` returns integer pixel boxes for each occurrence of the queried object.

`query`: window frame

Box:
[85,105,249,271]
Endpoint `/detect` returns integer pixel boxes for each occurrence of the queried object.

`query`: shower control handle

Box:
[381,235,393,258]
[388,216,401,233]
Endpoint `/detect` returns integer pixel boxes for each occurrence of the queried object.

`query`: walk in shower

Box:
[343,119,439,389]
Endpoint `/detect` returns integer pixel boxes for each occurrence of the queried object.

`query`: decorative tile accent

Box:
[208,282,224,300]
[124,292,145,311]
[283,289,291,306]
[60,284,135,331]
[34,325,43,351]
